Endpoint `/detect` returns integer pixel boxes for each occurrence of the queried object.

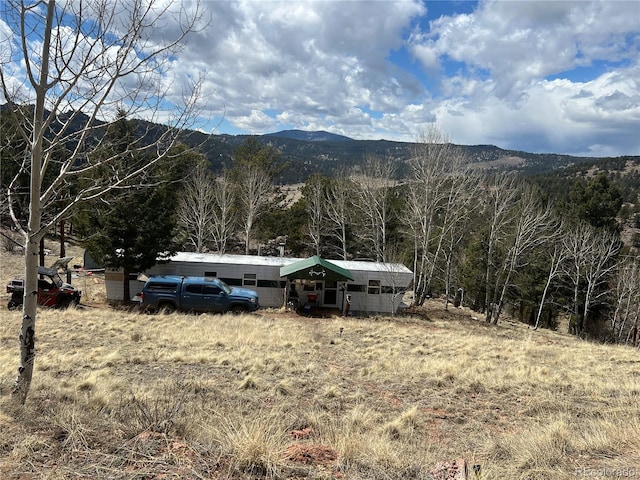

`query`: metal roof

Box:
[164,252,411,276]
[169,252,295,267]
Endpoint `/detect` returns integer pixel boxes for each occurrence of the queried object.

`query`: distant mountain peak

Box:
[265,129,352,142]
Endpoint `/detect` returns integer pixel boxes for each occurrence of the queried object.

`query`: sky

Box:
[2,0,639,157]
[180,0,640,157]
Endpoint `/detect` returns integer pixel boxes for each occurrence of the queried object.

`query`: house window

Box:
[243,273,257,287]
[368,280,381,295]
[204,271,217,278]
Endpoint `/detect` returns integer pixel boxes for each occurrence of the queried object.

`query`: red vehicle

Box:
[7,266,81,310]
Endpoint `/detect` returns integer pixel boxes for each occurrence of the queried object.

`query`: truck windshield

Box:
[219,280,232,295]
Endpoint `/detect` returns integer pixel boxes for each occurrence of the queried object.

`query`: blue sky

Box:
[2,0,639,157]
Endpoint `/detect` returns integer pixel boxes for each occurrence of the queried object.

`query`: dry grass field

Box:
[1,246,639,479]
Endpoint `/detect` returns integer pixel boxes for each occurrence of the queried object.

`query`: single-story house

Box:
[105,252,413,315]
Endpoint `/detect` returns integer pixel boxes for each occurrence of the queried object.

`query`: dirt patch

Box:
[284,443,338,465]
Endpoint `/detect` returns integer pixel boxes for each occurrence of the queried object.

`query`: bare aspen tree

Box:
[441,170,481,310]
[210,172,235,254]
[178,165,235,254]
[562,222,593,333]
[534,220,569,330]
[563,223,619,336]
[230,139,281,255]
[351,155,395,262]
[563,222,594,335]
[404,125,464,306]
[581,228,619,336]
[177,164,219,253]
[304,173,325,256]
[489,183,553,324]
[610,255,640,343]
[481,173,519,322]
[324,170,353,260]
[1,0,204,403]
[422,153,475,309]
[236,165,273,255]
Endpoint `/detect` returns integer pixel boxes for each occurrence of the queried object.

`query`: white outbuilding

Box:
[105,252,413,315]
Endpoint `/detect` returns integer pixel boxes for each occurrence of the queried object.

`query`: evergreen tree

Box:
[257,200,308,257]
[458,234,488,311]
[78,183,182,301]
[75,112,190,300]
[567,173,623,231]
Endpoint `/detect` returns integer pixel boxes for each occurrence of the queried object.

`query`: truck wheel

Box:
[57,297,71,309]
[8,293,22,310]
[158,302,176,314]
[230,305,247,314]
[65,297,80,309]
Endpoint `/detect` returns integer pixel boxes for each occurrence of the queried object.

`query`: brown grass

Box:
[1,248,640,479]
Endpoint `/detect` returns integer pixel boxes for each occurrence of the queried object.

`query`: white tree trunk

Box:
[11,0,54,403]
[534,242,565,330]
[351,155,394,262]
[13,235,42,403]
[306,175,325,256]
[324,172,352,260]
[2,0,204,403]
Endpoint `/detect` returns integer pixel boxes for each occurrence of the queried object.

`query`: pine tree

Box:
[75,113,189,301]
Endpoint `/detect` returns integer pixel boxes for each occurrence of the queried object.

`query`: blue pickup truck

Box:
[139,275,260,314]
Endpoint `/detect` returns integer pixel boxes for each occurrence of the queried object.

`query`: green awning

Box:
[280,256,353,281]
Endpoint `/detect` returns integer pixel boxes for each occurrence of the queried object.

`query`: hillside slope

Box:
[189,131,632,183]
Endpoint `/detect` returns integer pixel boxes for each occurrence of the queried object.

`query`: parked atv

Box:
[7,266,81,310]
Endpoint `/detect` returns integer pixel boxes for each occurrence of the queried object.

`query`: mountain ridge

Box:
[2,103,638,184]
[264,129,352,142]
[193,130,637,183]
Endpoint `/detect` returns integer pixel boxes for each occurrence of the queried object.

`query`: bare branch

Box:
[1,0,206,403]
[351,155,395,262]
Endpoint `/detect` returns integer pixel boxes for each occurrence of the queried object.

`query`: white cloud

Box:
[2,0,638,156]
[433,63,640,156]
[173,0,426,135]
[403,0,640,155]
[234,109,277,132]
[412,0,639,98]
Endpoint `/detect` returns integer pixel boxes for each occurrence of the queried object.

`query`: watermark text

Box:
[574,467,637,478]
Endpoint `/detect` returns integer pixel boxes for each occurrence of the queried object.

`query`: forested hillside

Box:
[532,156,640,249]
[185,129,618,183]
[532,156,640,205]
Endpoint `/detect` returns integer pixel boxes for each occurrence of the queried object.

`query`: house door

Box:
[323,281,338,306]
